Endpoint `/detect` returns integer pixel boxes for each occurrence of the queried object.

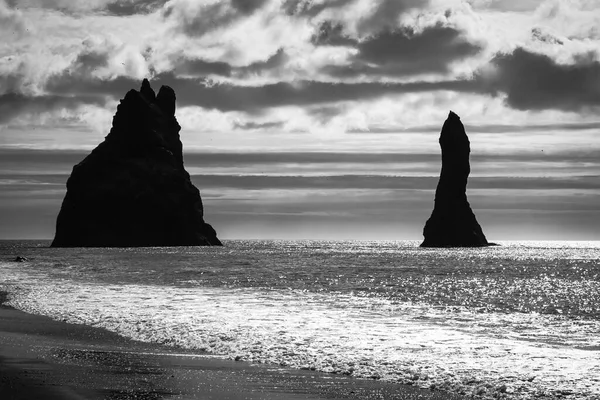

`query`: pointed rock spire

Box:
[156,85,176,116]
[420,111,491,247]
[140,78,156,102]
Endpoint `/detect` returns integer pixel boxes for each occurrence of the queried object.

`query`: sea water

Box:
[0,240,598,399]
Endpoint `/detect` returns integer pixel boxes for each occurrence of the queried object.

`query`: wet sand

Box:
[0,291,463,400]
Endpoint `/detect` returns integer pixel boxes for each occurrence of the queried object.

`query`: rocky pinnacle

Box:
[52,79,221,247]
[421,111,490,247]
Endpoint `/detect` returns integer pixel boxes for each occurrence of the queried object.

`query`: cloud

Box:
[282,0,352,17]
[320,24,482,78]
[70,48,110,77]
[174,48,288,79]
[6,0,111,13]
[0,0,28,36]
[349,121,600,134]
[44,42,600,117]
[534,0,600,40]
[3,0,598,129]
[531,27,564,45]
[104,0,169,16]
[356,0,428,34]
[0,36,146,124]
[164,0,271,37]
[475,47,600,111]
[468,0,541,12]
[0,92,104,123]
[284,0,427,34]
[311,21,357,46]
[174,58,233,78]
[237,48,289,76]
[466,121,600,133]
[233,121,285,130]
[15,46,600,123]
[0,70,26,94]
[3,147,599,191]
[230,0,270,14]
[5,0,168,15]
[59,35,151,81]
[44,72,479,112]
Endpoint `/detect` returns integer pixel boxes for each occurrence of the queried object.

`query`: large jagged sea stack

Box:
[421,111,490,247]
[52,79,221,247]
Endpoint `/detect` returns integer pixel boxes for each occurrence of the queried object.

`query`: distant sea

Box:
[1,240,599,399]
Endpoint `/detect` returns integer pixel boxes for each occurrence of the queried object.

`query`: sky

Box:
[0,0,599,241]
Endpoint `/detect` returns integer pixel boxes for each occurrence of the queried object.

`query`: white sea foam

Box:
[1,260,599,400]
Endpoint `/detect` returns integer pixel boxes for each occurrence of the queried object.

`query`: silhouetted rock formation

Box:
[140,78,155,102]
[52,79,221,247]
[421,111,490,247]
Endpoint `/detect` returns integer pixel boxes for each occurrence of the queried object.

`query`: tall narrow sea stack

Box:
[421,111,489,247]
[52,79,221,247]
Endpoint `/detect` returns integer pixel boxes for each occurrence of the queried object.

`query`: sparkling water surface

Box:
[0,240,599,399]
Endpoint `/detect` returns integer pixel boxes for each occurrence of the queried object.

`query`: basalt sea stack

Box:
[52,79,221,247]
[421,111,489,247]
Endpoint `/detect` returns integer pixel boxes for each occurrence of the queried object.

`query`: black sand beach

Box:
[0,291,463,400]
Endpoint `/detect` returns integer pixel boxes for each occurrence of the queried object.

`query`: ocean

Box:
[0,240,599,399]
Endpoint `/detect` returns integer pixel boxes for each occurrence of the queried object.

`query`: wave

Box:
[1,261,598,400]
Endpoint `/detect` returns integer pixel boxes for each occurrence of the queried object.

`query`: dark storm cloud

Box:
[0,70,26,93]
[44,75,137,99]
[6,0,168,15]
[22,46,600,118]
[174,59,233,77]
[475,47,600,111]
[44,72,478,112]
[174,49,287,78]
[180,78,471,111]
[230,0,270,14]
[320,25,482,78]
[357,26,479,69]
[104,0,169,16]
[311,22,357,46]
[0,93,103,123]
[356,0,428,33]
[70,49,110,76]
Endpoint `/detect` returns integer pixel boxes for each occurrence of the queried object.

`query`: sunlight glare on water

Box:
[0,240,599,399]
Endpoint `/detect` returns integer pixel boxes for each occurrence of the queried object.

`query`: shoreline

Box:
[0,290,463,400]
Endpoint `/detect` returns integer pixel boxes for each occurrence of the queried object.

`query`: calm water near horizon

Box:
[0,240,599,399]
